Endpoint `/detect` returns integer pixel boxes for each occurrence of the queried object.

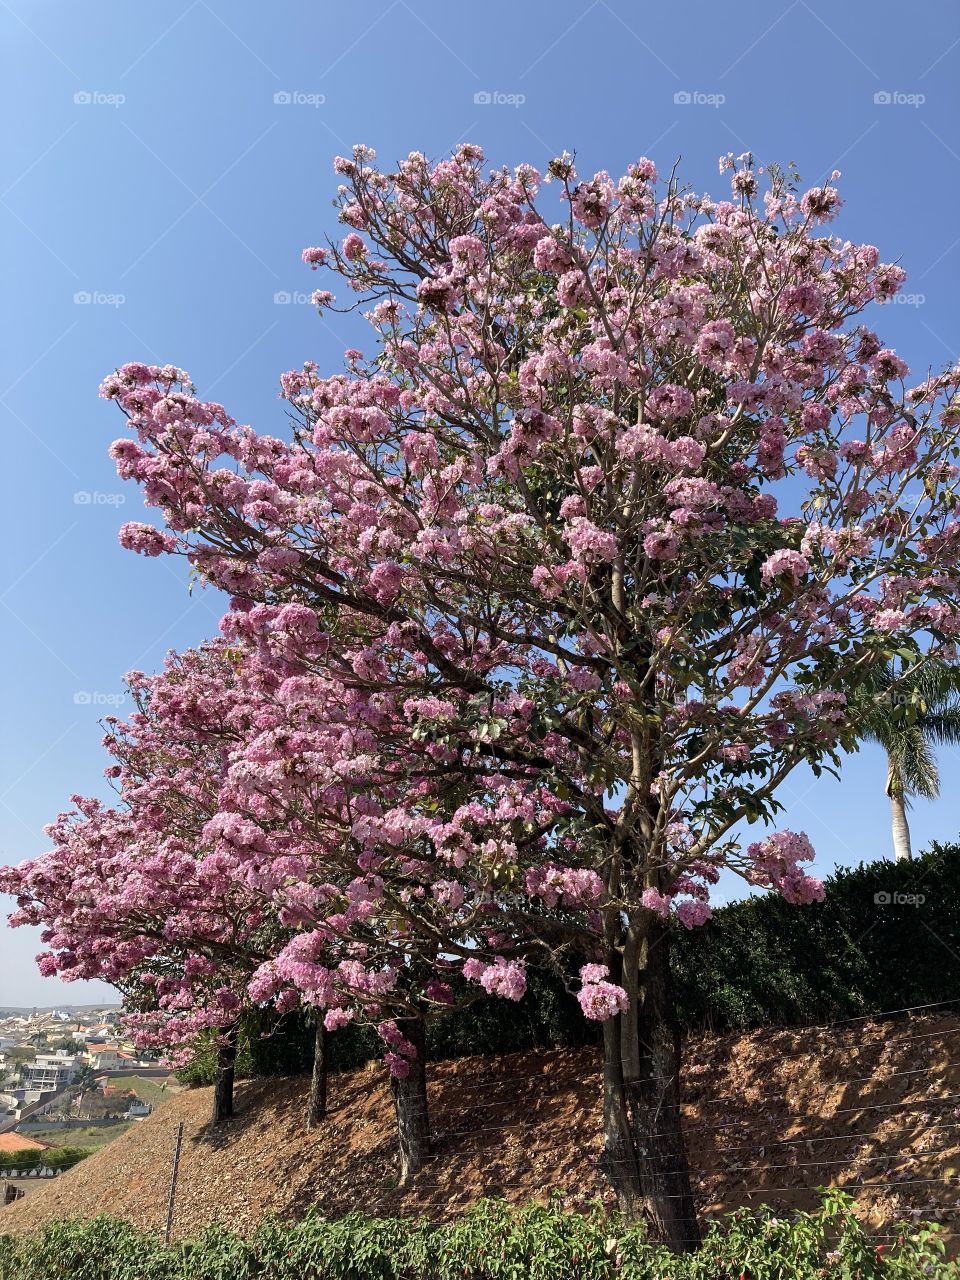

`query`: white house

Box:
[21,1053,79,1095]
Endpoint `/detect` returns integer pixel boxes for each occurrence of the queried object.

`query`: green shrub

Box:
[672,841,960,1031]
[0,1193,955,1279]
[0,1145,90,1175]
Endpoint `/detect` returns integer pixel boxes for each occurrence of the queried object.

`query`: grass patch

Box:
[103,1074,170,1107]
[26,1122,133,1150]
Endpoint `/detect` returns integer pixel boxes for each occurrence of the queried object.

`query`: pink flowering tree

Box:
[99,145,960,1248]
[1,793,263,1124]
[4,635,554,1173]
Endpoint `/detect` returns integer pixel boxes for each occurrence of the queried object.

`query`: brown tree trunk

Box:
[389,1013,430,1185]
[307,1021,328,1129]
[599,949,643,1211]
[211,1026,237,1126]
[628,917,701,1252]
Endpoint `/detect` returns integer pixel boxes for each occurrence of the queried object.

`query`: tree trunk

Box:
[307,1021,328,1129]
[886,755,913,862]
[629,917,701,1251]
[890,791,913,861]
[599,951,643,1212]
[389,1014,430,1185]
[211,1027,237,1126]
[890,783,911,865]
[599,914,701,1252]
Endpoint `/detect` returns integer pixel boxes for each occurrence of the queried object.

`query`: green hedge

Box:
[0,1193,954,1279]
[179,969,598,1086]
[672,840,960,1032]
[0,1146,90,1175]
[179,841,960,1086]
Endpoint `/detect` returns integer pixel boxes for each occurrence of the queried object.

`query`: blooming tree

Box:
[92,144,960,1247]
[4,638,547,1169]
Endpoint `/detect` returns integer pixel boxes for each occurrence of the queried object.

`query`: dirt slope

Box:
[2,1011,958,1242]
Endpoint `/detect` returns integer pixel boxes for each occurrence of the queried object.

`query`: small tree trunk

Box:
[211,1027,237,1126]
[307,1021,328,1129]
[628,917,701,1252]
[389,1014,429,1185]
[890,791,913,861]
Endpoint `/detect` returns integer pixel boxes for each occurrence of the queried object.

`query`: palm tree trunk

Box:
[890,790,913,861]
[886,754,913,861]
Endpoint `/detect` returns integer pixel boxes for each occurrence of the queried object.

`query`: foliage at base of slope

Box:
[0,1192,955,1280]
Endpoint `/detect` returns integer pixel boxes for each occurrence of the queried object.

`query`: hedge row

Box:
[671,839,960,1031]
[0,1145,90,1174]
[180,841,960,1086]
[0,1193,955,1280]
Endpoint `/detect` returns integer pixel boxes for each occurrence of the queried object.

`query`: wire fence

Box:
[4,999,958,1247]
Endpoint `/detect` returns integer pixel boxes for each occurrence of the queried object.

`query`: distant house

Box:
[21,1054,79,1096]
[88,1047,137,1071]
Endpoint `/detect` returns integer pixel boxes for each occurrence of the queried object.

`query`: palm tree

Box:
[858,660,960,861]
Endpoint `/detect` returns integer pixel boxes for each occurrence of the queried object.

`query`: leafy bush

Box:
[672,841,960,1031]
[0,1193,954,1279]
[0,1145,90,1174]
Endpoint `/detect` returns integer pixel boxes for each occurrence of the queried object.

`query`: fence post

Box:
[163,1121,184,1246]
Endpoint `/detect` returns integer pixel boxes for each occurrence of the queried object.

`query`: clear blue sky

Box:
[2,0,958,1005]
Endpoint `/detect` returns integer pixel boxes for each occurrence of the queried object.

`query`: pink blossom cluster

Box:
[577,965,630,1021]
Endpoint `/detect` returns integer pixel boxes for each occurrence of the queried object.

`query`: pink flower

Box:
[695,320,736,368]
[463,956,527,1001]
[800,185,842,222]
[760,549,809,585]
[578,978,630,1021]
[324,1008,353,1031]
[641,887,671,918]
[579,963,609,984]
[479,956,527,1001]
[643,531,679,562]
[301,247,328,269]
[646,384,694,422]
[564,517,618,563]
[676,900,712,929]
[118,523,176,557]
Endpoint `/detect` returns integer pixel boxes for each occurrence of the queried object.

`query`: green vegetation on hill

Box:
[0,1146,90,1175]
[26,1124,133,1151]
[0,1192,954,1279]
[103,1075,168,1108]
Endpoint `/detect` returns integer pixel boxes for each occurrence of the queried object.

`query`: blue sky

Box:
[1,0,958,1005]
